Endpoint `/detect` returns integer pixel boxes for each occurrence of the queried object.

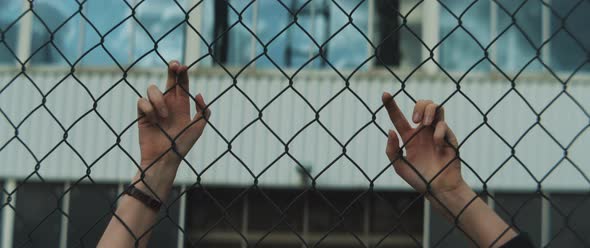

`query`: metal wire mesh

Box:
[0,0,589,247]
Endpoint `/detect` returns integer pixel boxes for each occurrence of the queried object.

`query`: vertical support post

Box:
[184,0,203,66]
[423,199,431,248]
[541,193,550,247]
[421,0,440,74]
[1,180,17,248]
[16,0,33,67]
[58,182,71,248]
[302,194,309,248]
[177,185,187,248]
[366,0,375,69]
[363,195,370,246]
[490,1,498,64]
[541,0,551,65]
[250,0,259,67]
[241,194,249,248]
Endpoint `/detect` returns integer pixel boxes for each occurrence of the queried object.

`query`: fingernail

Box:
[413,112,421,123]
[424,116,432,125]
[388,130,395,143]
[160,108,168,118]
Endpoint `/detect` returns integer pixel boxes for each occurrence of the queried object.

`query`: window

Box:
[13,182,63,247]
[0,0,22,64]
[439,0,491,72]
[29,0,82,65]
[548,193,590,246]
[0,0,186,66]
[548,0,590,72]
[439,0,590,73]
[187,187,245,248]
[494,192,542,247]
[187,187,423,247]
[428,192,487,247]
[200,0,370,70]
[67,183,119,247]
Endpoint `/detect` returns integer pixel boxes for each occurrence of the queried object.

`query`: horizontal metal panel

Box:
[0,69,588,191]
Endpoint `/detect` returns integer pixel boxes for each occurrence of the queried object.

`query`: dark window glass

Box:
[548,193,590,247]
[429,192,487,247]
[186,187,244,247]
[370,191,422,234]
[0,0,21,64]
[149,187,181,248]
[549,0,590,72]
[494,192,541,247]
[13,182,63,247]
[308,189,364,234]
[248,188,303,232]
[29,0,81,64]
[67,183,119,247]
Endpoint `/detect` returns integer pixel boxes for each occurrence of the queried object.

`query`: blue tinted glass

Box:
[133,0,186,67]
[81,0,132,65]
[255,0,368,69]
[29,0,81,64]
[0,0,21,64]
[495,0,542,72]
[550,0,590,72]
[326,0,369,69]
[439,0,490,72]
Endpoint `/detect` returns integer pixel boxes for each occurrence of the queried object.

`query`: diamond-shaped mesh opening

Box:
[1,0,590,247]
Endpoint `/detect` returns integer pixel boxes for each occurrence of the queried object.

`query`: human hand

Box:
[382,93,463,196]
[135,61,210,197]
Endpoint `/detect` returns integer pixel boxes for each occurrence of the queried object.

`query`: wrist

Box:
[132,161,178,201]
[427,181,476,218]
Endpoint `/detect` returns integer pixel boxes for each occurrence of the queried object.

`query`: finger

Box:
[423,103,438,126]
[195,93,210,118]
[386,129,401,162]
[412,100,433,123]
[188,94,210,142]
[166,60,180,92]
[382,92,412,136]
[176,65,190,96]
[147,84,168,118]
[433,121,458,147]
[137,98,157,124]
[435,105,445,123]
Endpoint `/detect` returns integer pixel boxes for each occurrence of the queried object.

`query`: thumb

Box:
[386,129,401,162]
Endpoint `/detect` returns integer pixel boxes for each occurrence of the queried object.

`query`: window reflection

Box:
[29,0,81,64]
[495,0,542,72]
[549,0,590,72]
[133,0,186,67]
[439,0,490,72]
[80,0,132,66]
[0,0,21,64]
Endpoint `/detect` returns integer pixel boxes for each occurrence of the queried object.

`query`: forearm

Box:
[98,163,177,248]
[429,184,517,248]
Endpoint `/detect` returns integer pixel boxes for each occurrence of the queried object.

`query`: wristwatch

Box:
[124,185,162,212]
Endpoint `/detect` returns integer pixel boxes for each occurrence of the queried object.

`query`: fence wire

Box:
[0,0,589,247]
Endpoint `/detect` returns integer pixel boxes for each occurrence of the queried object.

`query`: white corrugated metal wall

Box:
[0,68,588,191]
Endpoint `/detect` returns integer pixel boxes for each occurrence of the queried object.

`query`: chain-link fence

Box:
[1,0,589,247]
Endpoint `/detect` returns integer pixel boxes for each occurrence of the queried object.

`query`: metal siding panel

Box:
[0,70,588,191]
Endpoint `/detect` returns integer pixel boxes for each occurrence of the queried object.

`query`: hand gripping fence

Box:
[0,0,589,247]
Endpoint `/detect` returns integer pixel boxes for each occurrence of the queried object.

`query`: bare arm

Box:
[382,93,517,248]
[98,61,210,248]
